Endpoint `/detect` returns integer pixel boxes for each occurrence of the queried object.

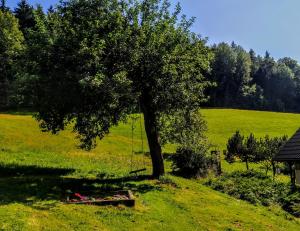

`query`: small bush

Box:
[172,145,210,178]
[224,150,235,163]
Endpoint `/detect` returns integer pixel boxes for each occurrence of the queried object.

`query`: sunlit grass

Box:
[0,109,300,230]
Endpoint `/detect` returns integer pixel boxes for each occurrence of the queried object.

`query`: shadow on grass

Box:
[0,163,160,210]
[0,110,35,116]
[0,163,75,177]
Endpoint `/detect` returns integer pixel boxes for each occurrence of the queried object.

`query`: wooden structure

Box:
[211,150,222,176]
[65,190,135,207]
[274,129,300,186]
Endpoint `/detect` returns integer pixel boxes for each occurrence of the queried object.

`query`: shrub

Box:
[282,192,300,217]
[172,145,210,178]
[226,131,260,170]
[224,150,235,163]
[225,131,288,174]
[226,131,243,162]
[206,170,289,206]
[258,135,288,176]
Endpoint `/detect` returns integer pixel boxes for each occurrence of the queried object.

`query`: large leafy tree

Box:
[14,0,36,34]
[8,4,46,108]
[27,0,213,177]
[250,52,300,112]
[267,63,297,111]
[210,42,257,107]
[0,0,9,12]
[210,43,236,106]
[0,10,24,108]
[252,51,276,97]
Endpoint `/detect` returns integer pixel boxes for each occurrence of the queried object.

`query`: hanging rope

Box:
[139,107,146,169]
[129,104,147,175]
[130,115,135,172]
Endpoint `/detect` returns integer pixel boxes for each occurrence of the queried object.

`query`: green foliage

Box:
[172,145,210,178]
[226,131,259,170]
[209,42,260,108]
[14,0,36,34]
[226,130,243,163]
[160,109,210,178]
[25,0,212,149]
[0,0,9,12]
[0,10,24,63]
[159,110,207,147]
[207,170,300,218]
[226,130,287,172]
[282,191,300,217]
[258,135,288,175]
[20,0,213,177]
[7,73,37,107]
[0,10,24,108]
[206,41,300,113]
[207,170,290,206]
[266,63,297,111]
[241,133,259,168]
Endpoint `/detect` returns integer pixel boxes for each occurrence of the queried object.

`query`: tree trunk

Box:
[265,166,269,176]
[0,75,8,109]
[271,161,276,180]
[288,162,296,190]
[141,102,165,178]
[246,159,249,170]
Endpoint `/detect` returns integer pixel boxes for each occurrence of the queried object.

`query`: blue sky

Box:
[7,0,300,61]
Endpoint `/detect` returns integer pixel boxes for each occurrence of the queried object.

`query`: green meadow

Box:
[0,109,300,230]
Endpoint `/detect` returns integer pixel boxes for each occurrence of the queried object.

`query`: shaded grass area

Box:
[0,163,299,231]
[0,110,300,230]
[0,163,155,208]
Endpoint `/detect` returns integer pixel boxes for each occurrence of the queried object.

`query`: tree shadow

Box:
[0,108,34,115]
[0,163,161,210]
[0,162,75,177]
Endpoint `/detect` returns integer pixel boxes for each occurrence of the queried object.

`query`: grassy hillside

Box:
[203,109,300,149]
[203,109,300,173]
[0,109,300,230]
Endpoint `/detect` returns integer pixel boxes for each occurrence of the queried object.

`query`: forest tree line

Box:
[206,43,300,112]
[1,0,300,113]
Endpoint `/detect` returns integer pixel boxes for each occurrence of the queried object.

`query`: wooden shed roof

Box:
[274,129,300,161]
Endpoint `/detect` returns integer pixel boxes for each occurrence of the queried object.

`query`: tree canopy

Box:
[207,43,300,112]
[24,0,213,177]
[4,0,300,178]
[14,0,36,34]
[0,10,24,108]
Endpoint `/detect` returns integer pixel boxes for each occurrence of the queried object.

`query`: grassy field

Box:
[203,109,300,149]
[203,109,300,173]
[0,109,300,230]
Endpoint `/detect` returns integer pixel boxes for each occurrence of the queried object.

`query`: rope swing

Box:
[129,109,147,176]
